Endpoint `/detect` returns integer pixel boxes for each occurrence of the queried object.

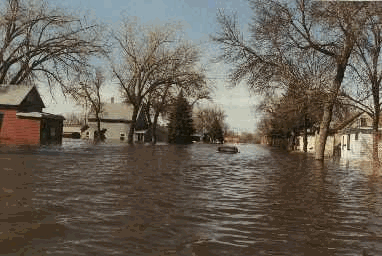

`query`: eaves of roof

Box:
[330,112,364,134]
[16,112,65,120]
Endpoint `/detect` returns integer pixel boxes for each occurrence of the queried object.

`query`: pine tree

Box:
[168,92,194,144]
[209,118,224,143]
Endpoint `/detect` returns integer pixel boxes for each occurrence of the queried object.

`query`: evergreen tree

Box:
[209,119,224,143]
[168,92,194,144]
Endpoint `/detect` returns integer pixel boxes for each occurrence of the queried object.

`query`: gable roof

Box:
[331,112,364,133]
[0,85,45,107]
[88,103,134,120]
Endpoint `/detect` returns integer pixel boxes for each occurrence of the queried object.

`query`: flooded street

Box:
[1,140,382,255]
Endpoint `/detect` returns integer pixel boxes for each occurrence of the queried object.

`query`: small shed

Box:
[0,85,64,145]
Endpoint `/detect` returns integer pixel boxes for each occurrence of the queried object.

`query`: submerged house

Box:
[297,128,343,158]
[0,85,64,145]
[84,101,152,142]
[338,112,382,159]
[296,112,364,158]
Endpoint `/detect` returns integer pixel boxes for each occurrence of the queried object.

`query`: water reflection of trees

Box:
[263,152,380,255]
[365,175,382,251]
[254,154,331,255]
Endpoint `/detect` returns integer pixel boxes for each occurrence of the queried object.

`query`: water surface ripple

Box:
[0,140,382,255]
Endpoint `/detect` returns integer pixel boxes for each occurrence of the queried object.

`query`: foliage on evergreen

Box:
[209,118,224,143]
[168,92,194,144]
[193,106,226,143]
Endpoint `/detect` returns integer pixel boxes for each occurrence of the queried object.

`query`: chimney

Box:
[111,97,114,104]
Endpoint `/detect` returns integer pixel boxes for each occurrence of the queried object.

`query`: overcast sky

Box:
[41,0,260,133]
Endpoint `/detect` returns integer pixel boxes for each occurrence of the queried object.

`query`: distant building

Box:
[84,100,152,142]
[224,135,239,144]
[0,85,64,145]
[63,123,82,138]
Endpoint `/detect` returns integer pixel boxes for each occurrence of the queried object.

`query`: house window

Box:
[360,118,367,127]
[347,134,351,150]
[86,131,89,138]
[0,112,3,131]
[355,133,358,141]
[120,133,125,141]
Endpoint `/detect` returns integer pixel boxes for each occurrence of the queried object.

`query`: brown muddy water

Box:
[1,139,382,256]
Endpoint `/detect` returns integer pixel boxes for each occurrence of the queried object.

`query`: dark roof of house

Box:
[0,85,45,107]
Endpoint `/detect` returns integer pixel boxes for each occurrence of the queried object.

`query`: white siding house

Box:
[84,102,151,142]
[340,132,373,159]
[296,113,363,158]
[339,112,382,160]
[297,133,340,157]
[297,134,316,153]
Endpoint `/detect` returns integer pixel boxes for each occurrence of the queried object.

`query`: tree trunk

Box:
[151,112,160,145]
[128,107,139,144]
[315,64,348,160]
[372,125,379,168]
[96,112,101,142]
[372,80,380,171]
[315,102,333,160]
[303,114,308,153]
[315,36,354,160]
[290,131,296,151]
[372,110,380,171]
[145,104,153,130]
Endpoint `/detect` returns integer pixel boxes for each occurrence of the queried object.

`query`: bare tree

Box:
[148,43,209,144]
[64,112,85,125]
[0,0,103,88]
[112,21,179,144]
[146,83,175,144]
[194,106,226,142]
[277,51,332,152]
[212,0,372,160]
[66,69,106,142]
[341,5,382,167]
[112,20,208,144]
[147,80,212,144]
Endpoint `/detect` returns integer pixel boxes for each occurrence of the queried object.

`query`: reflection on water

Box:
[1,140,382,255]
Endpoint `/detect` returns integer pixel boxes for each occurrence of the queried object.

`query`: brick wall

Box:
[0,109,40,145]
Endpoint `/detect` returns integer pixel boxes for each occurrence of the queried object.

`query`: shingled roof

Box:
[331,112,364,133]
[0,85,45,107]
[88,103,135,120]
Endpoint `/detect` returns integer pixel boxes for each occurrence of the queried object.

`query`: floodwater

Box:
[1,140,382,256]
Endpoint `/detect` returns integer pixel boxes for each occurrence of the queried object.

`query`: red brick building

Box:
[0,85,64,145]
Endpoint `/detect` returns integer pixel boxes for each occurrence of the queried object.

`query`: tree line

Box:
[0,0,214,144]
[212,0,382,167]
